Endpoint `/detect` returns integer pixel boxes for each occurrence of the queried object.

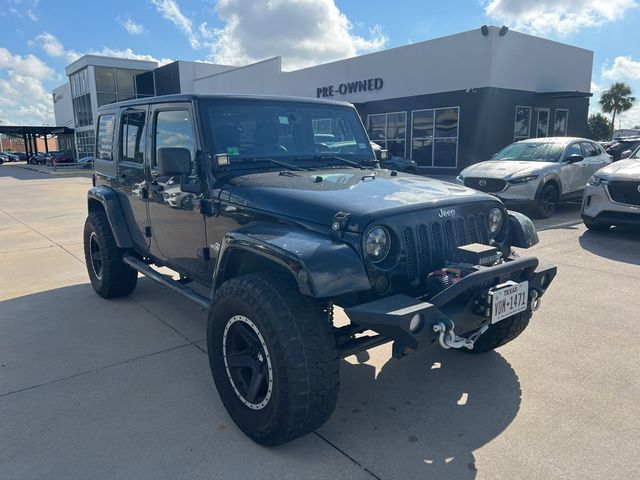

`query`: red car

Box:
[46,151,74,165]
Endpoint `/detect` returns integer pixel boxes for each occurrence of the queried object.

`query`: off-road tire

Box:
[83,210,137,298]
[207,272,339,446]
[463,310,532,354]
[534,183,559,219]
[583,218,610,231]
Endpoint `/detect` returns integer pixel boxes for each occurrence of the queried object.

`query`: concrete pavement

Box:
[1,163,639,479]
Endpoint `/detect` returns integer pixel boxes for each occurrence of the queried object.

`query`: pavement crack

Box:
[313,431,383,480]
[0,343,193,399]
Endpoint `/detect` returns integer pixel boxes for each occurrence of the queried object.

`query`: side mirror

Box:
[621,149,632,159]
[157,147,191,176]
[565,154,584,164]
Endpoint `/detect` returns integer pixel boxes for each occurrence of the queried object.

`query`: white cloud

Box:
[211,0,387,70]
[118,17,145,35]
[601,56,640,82]
[151,0,201,48]
[485,0,638,36]
[0,49,55,124]
[33,32,80,62]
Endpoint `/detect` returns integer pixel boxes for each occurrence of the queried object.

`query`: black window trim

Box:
[118,107,147,168]
[95,112,117,161]
[151,103,198,170]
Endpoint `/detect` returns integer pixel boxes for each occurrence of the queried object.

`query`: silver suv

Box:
[457,137,611,218]
[582,147,640,230]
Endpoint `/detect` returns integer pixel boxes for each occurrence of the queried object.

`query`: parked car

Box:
[77,156,95,169]
[28,153,47,165]
[46,151,74,165]
[84,93,556,446]
[15,151,28,161]
[0,152,19,162]
[604,136,640,162]
[582,146,640,230]
[370,141,418,174]
[457,137,611,218]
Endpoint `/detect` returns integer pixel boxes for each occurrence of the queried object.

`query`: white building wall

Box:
[52,83,73,127]
[191,26,592,102]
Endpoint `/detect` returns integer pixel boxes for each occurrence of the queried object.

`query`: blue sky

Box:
[1,0,640,127]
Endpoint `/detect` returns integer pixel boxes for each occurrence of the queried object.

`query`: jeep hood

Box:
[462,160,555,179]
[225,170,497,232]
[595,158,640,179]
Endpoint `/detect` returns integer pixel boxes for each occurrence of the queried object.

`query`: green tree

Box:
[599,82,636,129]
[587,113,613,141]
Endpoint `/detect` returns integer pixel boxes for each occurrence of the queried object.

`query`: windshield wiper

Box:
[302,155,368,170]
[234,157,303,171]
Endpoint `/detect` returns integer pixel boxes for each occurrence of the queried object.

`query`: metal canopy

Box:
[0,125,74,136]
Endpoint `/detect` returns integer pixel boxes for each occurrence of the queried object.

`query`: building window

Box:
[95,67,156,107]
[536,108,550,138]
[554,109,569,136]
[514,106,532,141]
[75,130,95,159]
[367,112,406,157]
[411,107,459,168]
[96,114,116,160]
[72,94,93,127]
[120,111,146,164]
[135,70,155,97]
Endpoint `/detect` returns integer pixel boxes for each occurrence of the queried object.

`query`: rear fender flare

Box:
[87,186,133,248]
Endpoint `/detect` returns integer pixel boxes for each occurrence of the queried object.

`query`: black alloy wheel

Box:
[222,315,273,410]
[88,232,103,280]
[537,184,559,219]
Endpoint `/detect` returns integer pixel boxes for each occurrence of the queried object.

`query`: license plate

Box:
[491,281,529,324]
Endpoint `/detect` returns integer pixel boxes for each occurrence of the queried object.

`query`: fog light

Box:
[409,313,424,334]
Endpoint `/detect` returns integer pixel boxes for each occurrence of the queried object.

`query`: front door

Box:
[147,103,208,275]
[560,142,586,194]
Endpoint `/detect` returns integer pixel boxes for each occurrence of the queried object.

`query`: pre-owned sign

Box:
[316,78,383,98]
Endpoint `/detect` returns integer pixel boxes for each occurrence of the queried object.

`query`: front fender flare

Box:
[507,210,539,248]
[214,223,371,298]
[87,186,133,248]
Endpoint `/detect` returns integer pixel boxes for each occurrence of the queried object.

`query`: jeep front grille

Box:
[464,177,507,193]
[401,215,489,284]
[608,181,640,206]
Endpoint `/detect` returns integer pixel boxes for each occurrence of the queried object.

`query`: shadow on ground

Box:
[319,347,521,479]
[579,226,640,265]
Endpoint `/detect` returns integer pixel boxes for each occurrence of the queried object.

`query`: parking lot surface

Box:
[1,164,638,480]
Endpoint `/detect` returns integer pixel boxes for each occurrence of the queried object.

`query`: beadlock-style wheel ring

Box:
[222,315,274,410]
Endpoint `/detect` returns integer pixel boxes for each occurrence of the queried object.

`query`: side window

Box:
[154,110,196,169]
[120,111,146,164]
[96,113,116,160]
[565,143,582,159]
[580,142,599,157]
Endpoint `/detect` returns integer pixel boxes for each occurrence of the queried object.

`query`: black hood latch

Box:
[330,211,351,239]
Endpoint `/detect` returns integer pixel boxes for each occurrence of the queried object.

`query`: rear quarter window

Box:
[96,113,116,160]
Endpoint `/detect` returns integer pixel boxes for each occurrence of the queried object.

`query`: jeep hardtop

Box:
[84,94,556,445]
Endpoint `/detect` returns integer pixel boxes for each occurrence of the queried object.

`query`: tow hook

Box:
[433,319,489,350]
[530,289,541,312]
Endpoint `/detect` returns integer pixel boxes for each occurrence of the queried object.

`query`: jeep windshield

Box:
[493,142,564,162]
[200,99,374,170]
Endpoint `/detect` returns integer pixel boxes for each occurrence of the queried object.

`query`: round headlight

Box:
[365,226,391,263]
[488,207,504,236]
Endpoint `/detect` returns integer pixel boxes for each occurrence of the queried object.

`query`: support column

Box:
[23,133,28,157]
[34,134,39,155]
[44,134,49,153]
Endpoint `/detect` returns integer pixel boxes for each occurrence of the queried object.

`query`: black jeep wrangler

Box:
[84,94,556,446]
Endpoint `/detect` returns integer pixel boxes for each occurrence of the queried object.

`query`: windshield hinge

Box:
[330,211,351,239]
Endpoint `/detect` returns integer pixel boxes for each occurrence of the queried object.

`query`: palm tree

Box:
[599,82,636,129]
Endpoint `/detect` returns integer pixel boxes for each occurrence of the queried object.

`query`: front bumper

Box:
[582,184,640,226]
[345,256,556,356]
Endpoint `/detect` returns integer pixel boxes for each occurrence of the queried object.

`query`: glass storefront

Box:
[366,112,407,157]
[410,107,459,168]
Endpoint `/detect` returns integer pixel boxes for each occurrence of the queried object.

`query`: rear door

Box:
[114,107,151,250]
[580,141,610,185]
[146,103,208,274]
[94,111,118,186]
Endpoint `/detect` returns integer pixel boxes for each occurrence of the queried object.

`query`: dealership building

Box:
[53,26,593,175]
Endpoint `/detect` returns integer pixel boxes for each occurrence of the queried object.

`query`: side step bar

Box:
[122,254,211,309]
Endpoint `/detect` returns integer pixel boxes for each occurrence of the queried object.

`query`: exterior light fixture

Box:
[499,25,509,36]
[481,25,489,36]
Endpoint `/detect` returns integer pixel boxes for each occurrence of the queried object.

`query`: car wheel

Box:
[83,210,138,298]
[461,310,532,354]
[584,218,610,231]
[207,272,339,446]
[535,183,559,219]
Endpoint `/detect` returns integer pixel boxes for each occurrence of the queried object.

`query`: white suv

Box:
[457,137,611,218]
